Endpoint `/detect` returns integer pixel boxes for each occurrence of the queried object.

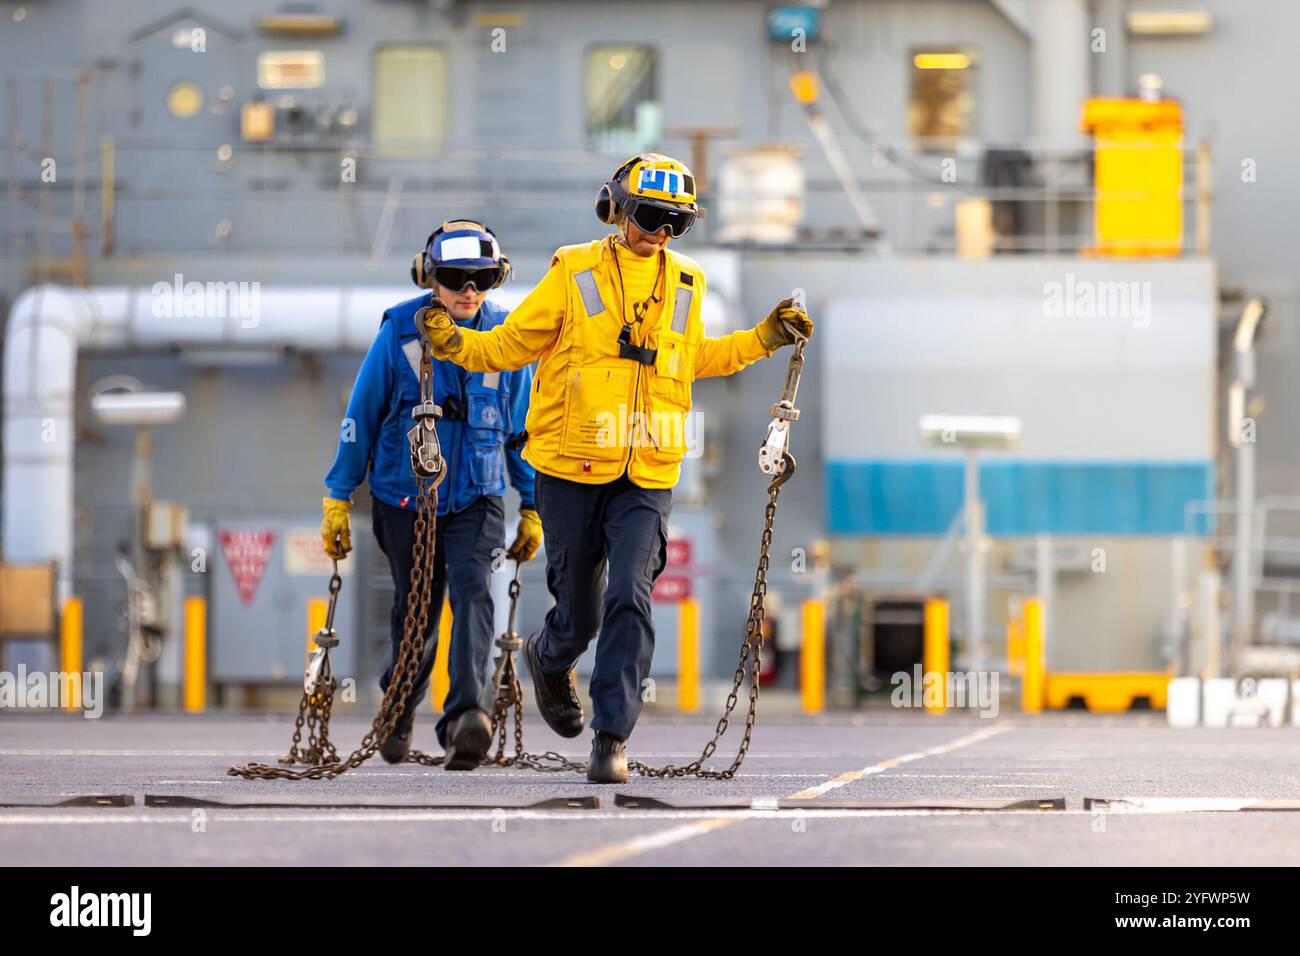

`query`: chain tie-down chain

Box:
[230,324,807,782]
[625,334,806,779]
[278,560,342,768]
[471,334,809,779]
[229,318,449,781]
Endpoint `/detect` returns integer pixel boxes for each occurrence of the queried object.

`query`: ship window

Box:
[373,46,445,155]
[908,48,977,149]
[586,45,660,154]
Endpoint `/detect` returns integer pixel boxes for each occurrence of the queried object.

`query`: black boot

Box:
[443,708,492,771]
[379,705,416,764]
[523,632,585,738]
[586,731,628,784]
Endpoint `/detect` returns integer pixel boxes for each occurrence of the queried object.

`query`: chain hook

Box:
[408,312,448,485]
[758,336,806,476]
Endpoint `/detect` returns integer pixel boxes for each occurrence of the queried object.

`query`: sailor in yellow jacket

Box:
[420,153,812,782]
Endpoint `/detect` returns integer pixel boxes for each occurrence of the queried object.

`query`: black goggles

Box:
[625,197,697,239]
[433,265,501,293]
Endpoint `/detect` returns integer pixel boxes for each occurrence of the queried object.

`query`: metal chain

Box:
[229,335,446,781]
[622,336,807,779]
[278,563,344,767]
[626,461,789,779]
[231,331,807,784]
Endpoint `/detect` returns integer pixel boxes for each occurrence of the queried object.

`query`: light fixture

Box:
[913,52,971,70]
[1126,10,1212,35]
[257,12,343,37]
[167,82,203,119]
[91,392,187,426]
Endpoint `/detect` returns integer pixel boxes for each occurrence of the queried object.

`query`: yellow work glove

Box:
[320,497,352,560]
[754,297,814,350]
[417,297,463,358]
[506,508,543,563]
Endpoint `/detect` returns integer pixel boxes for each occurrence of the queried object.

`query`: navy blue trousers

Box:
[533,473,671,740]
[372,493,504,748]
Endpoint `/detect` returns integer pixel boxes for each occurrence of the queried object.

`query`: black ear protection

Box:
[595,155,705,236]
[594,155,645,226]
[410,220,512,290]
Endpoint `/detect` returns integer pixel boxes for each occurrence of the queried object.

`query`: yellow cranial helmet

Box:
[596,152,700,237]
[620,153,697,206]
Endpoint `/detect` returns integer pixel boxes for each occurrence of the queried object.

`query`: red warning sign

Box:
[666,538,692,568]
[653,574,692,603]
[220,529,276,606]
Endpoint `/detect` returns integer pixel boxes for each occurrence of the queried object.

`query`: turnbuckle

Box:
[304,559,343,698]
[407,400,446,483]
[408,323,448,485]
[304,644,333,700]
[758,337,806,476]
[490,565,525,708]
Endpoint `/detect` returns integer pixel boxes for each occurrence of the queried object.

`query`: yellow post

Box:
[60,596,83,712]
[801,599,825,714]
[1023,597,1045,714]
[678,598,700,712]
[923,598,950,714]
[432,599,452,711]
[1007,609,1025,677]
[306,597,327,654]
[184,596,206,713]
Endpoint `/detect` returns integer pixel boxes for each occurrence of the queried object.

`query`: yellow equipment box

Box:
[1043,672,1170,712]
[1081,97,1183,257]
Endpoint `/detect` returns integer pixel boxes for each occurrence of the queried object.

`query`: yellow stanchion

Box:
[801,599,825,714]
[678,598,700,713]
[306,597,327,652]
[1007,609,1025,677]
[923,598,950,714]
[183,596,206,713]
[1023,597,1045,714]
[60,597,83,712]
[432,599,452,711]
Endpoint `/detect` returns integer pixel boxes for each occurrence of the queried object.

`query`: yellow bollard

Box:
[1007,610,1025,677]
[306,597,327,653]
[1022,597,1045,714]
[184,596,206,713]
[801,599,825,714]
[678,598,700,713]
[432,599,452,711]
[60,597,83,712]
[923,598,950,714]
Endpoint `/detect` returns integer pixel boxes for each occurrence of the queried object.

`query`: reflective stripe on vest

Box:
[671,287,692,334]
[401,338,422,378]
[574,269,606,317]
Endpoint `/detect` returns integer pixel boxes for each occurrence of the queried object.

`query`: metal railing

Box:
[2,133,1215,264]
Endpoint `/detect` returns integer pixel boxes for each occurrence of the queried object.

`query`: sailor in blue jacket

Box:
[320,220,540,770]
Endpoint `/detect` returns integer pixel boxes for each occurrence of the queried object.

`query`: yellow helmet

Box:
[595,152,700,238]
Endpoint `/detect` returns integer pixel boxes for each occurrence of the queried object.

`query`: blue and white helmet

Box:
[411,219,510,288]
